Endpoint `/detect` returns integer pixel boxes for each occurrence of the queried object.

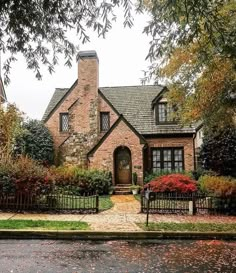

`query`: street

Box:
[0,239,235,273]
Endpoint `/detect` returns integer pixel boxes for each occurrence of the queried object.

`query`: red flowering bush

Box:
[144,174,198,193]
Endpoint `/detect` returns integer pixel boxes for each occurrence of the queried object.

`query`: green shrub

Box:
[50,166,112,195]
[15,119,54,165]
[0,159,112,196]
[74,168,112,195]
[199,175,236,197]
[191,168,218,181]
[200,127,236,176]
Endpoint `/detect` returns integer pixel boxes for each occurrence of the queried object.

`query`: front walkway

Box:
[0,195,235,231]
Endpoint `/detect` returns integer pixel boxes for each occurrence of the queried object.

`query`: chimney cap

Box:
[77,50,99,62]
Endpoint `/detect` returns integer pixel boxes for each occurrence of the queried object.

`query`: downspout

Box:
[193,133,197,171]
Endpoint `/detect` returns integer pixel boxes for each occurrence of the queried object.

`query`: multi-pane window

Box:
[163,149,172,171]
[100,112,110,132]
[60,113,69,132]
[152,148,184,172]
[156,103,173,123]
[152,149,161,172]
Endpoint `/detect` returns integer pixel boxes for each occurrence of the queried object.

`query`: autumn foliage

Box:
[144,174,197,193]
[199,175,236,198]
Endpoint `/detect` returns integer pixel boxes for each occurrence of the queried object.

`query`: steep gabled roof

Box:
[42,80,77,122]
[99,85,195,135]
[43,83,195,135]
[0,77,7,102]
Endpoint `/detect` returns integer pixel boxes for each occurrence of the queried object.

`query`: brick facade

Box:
[146,137,195,171]
[88,119,145,185]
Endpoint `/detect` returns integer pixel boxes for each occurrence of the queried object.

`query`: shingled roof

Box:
[99,85,195,135]
[42,83,195,134]
[42,80,77,122]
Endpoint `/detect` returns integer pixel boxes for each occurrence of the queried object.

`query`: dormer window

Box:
[100,112,110,132]
[156,102,174,124]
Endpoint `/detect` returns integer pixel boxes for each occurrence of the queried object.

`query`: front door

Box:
[115,147,131,184]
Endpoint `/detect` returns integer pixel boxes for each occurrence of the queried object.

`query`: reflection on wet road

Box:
[0,239,235,272]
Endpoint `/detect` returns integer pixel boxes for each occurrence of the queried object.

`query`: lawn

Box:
[99,195,113,211]
[137,222,236,232]
[37,194,113,211]
[0,220,89,230]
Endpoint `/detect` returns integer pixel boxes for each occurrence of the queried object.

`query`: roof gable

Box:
[42,80,77,122]
[88,114,146,157]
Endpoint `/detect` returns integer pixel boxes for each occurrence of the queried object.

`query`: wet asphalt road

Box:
[0,239,235,273]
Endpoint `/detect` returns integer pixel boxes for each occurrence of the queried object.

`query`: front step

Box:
[114,184,132,195]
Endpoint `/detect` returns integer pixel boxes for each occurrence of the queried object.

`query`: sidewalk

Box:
[0,195,235,232]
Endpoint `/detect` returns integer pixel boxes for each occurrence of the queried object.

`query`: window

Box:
[156,103,174,124]
[100,112,110,132]
[152,148,184,172]
[60,113,69,132]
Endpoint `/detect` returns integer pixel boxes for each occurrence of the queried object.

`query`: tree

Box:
[143,0,236,130]
[0,0,134,84]
[200,127,236,176]
[0,104,23,161]
[15,119,54,165]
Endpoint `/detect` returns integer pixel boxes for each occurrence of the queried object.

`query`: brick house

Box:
[42,51,196,186]
[0,76,7,105]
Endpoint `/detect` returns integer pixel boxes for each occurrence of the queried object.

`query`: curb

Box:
[0,230,236,240]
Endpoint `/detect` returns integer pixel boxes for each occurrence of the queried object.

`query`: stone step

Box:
[115,184,132,187]
[114,190,131,195]
[115,186,131,191]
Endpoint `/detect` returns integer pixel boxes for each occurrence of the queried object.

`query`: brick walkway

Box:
[0,195,235,231]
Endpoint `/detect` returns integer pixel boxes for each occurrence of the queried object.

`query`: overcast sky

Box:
[3,11,152,120]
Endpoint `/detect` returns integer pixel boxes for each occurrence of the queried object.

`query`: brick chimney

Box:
[75,50,99,133]
[65,50,99,166]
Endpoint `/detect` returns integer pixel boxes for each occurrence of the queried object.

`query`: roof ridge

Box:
[99,84,164,89]
[55,87,69,90]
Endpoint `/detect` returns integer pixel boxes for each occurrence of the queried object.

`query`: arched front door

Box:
[114,146,132,184]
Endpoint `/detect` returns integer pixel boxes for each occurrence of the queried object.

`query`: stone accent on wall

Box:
[45,51,100,165]
[88,119,145,185]
[60,54,99,165]
[146,137,195,171]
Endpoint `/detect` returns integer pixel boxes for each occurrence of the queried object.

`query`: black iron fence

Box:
[0,185,99,213]
[141,192,236,215]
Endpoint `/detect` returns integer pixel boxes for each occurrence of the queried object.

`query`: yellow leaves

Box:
[0,104,24,160]
[161,43,200,78]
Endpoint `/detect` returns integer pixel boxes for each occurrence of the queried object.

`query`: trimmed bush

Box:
[50,166,112,195]
[144,174,197,193]
[199,175,236,197]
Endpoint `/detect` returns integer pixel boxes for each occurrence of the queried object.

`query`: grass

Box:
[99,195,113,211]
[37,194,113,211]
[0,220,89,230]
[137,222,236,232]
[134,194,141,202]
